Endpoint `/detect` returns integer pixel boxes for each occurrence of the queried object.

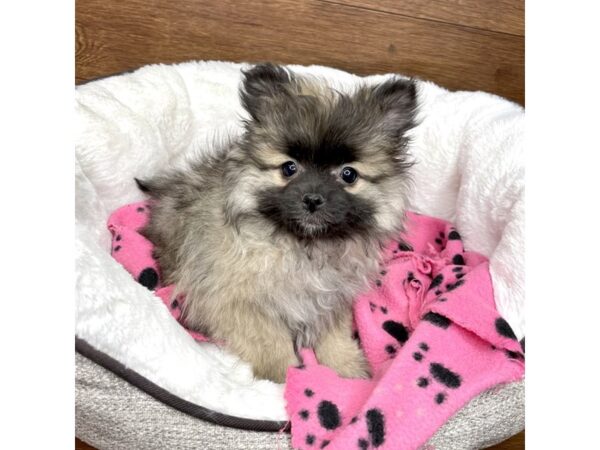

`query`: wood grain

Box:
[327,0,524,36]
[76,0,524,104]
[76,431,524,449]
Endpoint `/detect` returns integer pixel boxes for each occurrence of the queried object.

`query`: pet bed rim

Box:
[75,336,290,433]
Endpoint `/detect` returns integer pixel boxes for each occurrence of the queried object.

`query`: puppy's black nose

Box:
[302,193,325,212]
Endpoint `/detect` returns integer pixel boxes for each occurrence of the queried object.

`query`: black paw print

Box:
[382,320,410,358]
[435,231,445,246]
[493,318,525,361]
[413,342,463,405]
[297,396,343,449]
[428,268,466,299]
[353,408,386,449]
[138,267,159,290]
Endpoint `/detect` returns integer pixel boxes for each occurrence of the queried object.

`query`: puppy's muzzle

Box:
[302,193,325,213]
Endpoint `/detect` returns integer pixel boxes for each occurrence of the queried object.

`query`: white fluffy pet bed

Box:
[75,61,524,449]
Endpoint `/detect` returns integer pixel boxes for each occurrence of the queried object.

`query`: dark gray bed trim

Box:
[75,336,290,433]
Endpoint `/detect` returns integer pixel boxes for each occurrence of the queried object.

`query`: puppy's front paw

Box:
[316,336,371,379]
[329,347,371,379]
[253,357,297,383]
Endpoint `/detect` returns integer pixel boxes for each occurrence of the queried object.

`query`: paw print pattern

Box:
[428,274,444,292]
[445,227,466,267]
[108,201,161,291]
[367,235,470,364]
[505,349,524,361]
[447,230,461,240]
[354,408,387,449]
[495,318,517,340]
[413,342,463,405]
[317,400,341,430]
[427,266,467,302]
[397,241,413,252]
[445,278,465,292]
[452,254,466,265]
[295,392,345,449]
[382,321,409,343]
[382,320,410,358]
[434,231,447,248]
[112,234,122,254]
[366,270,389,314]
[493,317,525,361]
[385,345,397,357]
[365,408,386,447]
[138,267,159,290]
[293,379,388,449]
[422,312,451,329]
[405,271,423,292]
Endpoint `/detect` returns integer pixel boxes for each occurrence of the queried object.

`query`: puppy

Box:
[137,63,418,382]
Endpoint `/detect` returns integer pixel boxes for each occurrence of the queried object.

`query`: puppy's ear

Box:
[370,77,418,139]
[240,63,293,121]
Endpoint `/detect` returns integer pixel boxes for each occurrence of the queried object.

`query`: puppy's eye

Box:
[281,161,298,177]
[340,167,358,184]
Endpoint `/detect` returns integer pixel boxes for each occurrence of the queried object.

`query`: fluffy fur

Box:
[138,63,418,382]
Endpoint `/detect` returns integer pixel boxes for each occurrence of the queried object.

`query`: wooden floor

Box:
[76,0,523,105]
[75,1,524,448]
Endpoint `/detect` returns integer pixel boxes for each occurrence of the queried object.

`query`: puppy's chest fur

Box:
[211,228,379,346]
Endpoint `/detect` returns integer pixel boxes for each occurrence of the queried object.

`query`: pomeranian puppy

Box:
[137,63,417,382]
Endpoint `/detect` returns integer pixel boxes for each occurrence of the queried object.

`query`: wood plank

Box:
[76,0,524,104]
[75,438,94,450]
[326,0,524,36]
[488,430,525,449]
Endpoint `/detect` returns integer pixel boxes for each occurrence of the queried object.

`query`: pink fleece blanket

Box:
[108,202,524,450]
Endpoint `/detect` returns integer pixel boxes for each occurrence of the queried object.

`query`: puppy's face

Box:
[226,63,418,240]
